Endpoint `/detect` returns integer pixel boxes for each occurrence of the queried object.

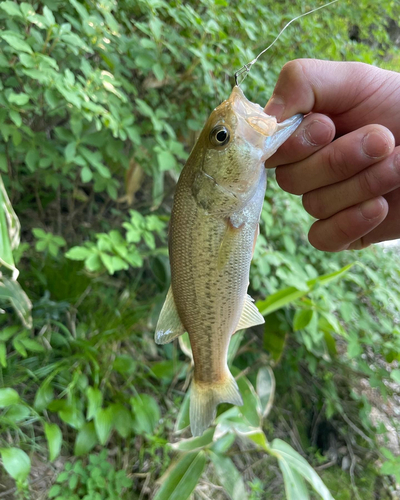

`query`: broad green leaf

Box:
[94,407,113,445]
[270,439,334,500]
[257,264,354,316]
[109,403,132,439]
[263,312,287,363]
[0,388,20,407]
[65,246,92,260]
[0,1,23,17]
[157,150,176,171]
[234,369,261,428]
[0,277,32,328]
[280,459,310,500]
[257,287,307,317]
[74,422,98,456]
[209,451,248,500]
[34,382,53,412]
[1,34,32,54]
[0,342,6,367]
[175,391,190,432]
[293,310,314,331]
[59,405,85,430]
[256,366,275,418]
[86,386,103,420]
[0,447,31,482]
[172,428,214,452]
[5,404,30,422]
[390,369,400,384]
[153,451,206,500]
[131,394,160,435]
[8,93,30,106]
[44,422,62,461]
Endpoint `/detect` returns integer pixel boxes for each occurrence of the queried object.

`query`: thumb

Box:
[264,59,388,126]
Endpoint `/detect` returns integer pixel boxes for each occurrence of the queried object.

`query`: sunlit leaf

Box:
[153,451,206,500]
[0,447,31,482]
[256,366,275,419]
[44,422,62,461]
[210,451,248,500]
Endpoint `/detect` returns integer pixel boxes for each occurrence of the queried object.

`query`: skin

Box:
[264,59,400,252]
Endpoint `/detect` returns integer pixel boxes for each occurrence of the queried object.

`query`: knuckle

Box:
[333,218,353,243]
[325,146,350,181]
[302,191,325,218]
[276,167,297,194]
[358,167,383,197]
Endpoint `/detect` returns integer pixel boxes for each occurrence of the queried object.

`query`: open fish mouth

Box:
[228,86,278,137]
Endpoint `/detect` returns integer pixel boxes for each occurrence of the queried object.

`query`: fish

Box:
[155,86,302,436]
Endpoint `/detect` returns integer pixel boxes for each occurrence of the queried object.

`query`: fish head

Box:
[190,86,302,214]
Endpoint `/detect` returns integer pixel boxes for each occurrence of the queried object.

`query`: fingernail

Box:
[265,95,285,121]
[304,120,333,146]
[359,198,384,220]
[362,131,391,159]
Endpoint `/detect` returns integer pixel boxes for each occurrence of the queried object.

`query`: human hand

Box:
[264,59,400,251]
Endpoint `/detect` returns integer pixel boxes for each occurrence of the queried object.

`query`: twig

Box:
[138,472,151,500]
[340,412,374,446]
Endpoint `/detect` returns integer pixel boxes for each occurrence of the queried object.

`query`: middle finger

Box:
[276,124,395,195]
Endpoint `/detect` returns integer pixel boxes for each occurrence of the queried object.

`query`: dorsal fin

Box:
[155,286,186,344]
[235,294,265,332]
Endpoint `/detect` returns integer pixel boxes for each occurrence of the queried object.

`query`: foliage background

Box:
[1,0,400,498]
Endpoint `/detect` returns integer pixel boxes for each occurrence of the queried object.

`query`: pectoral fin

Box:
[155,286,186,344]
[235,294,265,332]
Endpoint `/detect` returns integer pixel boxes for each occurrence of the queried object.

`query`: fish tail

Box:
[190,370,243,437]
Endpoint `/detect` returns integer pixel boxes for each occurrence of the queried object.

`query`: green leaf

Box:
[0,277,33,328]
[256,366,275,419]
[109,403,132,439]
[8,93,30,106]
[34,382,53,412]
[175,391,190,432]
[263,312,287,363]
[0,447,31,482]
[153,451,206,500]
[9,110,22,127]
[209,451,248,500]
[43,5,55,25]
[81,165,92,183]
[65,246,92,260]
[172,428,215,452]
[390,369,400,384]
[94,407,113,445]
[44,422,62,461]
[5,404,30,422]
[157,150,176,171]
[257,264,354,317]
[0,1,23,17]
[1,34,32,54]
[234,369,261,428]
[131,394,160,435]
[270,439,334,500]
[0,341,6,368]
[293,310,314,331]
[280,460,310,500]
[86,386,103,420]
[74,422,98,456]
[0,388,20,407]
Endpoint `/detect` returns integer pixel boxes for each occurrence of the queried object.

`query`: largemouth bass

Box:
[155,86,302,436]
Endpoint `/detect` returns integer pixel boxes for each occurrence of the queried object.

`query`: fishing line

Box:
[234,0,341,86]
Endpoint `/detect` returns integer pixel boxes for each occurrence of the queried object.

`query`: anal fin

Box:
[235,294,265,332]
[155,286,186,344]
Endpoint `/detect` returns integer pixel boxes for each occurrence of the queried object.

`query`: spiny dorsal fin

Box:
[235,294,265,332]
[155,286,186,344]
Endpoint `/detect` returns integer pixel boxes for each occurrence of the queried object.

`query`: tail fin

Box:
[190,370,243,437]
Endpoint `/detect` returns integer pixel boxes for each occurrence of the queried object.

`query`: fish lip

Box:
[228,86,278,137]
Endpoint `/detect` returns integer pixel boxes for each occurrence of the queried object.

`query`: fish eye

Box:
[210,125,230,147]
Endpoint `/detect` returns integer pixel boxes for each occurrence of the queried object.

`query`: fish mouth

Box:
[228,86,278,137]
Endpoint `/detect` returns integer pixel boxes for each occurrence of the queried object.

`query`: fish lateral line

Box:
[234,0,341,86]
